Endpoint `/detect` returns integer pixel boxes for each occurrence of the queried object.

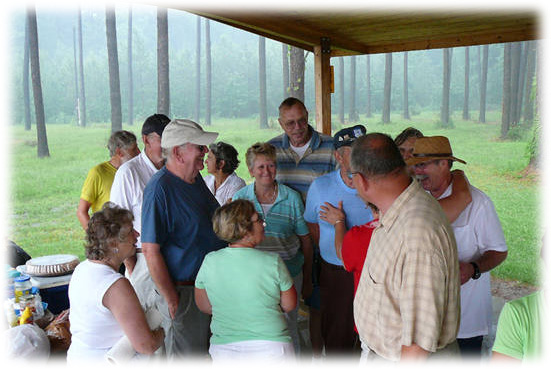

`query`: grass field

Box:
[6,110,542,286]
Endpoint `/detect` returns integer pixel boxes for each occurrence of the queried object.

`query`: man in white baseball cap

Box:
[141,119,227,358]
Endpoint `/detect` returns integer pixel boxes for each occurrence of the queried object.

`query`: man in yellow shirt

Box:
[77,130,139,230]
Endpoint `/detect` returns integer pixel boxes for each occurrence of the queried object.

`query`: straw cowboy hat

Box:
[405,136,467,166]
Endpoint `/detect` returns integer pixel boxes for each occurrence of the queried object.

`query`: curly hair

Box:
[212,199,257,243]
[245,142,277,170]
[209,142,241,174]
[85,202,134,261]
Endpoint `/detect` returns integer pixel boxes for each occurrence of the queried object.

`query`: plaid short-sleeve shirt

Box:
[354,180,460,361]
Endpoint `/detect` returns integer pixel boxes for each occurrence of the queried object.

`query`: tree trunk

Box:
[509,42,521,127]
[77,6,86,127]
[282,44,289,99]
[127,5,134,125]
[463,47,470,120]
[205,19,212,125]
[403,51,410,120]
[366,54,371,117]
[338,57,344,124]
[501,44,512,139]
[157,7,170,116]
[72,27,79,125]
[289,46,305,102]
[516,42,527,124]
[105,7,122,132]
[522,41,537,126]
[382,53,392,124]
[479,44,489,123]
[259,36,268,129]
[349,56,359,122]
[440,48,451,127]
[27,6,49,158]
[195,16,201,122]
[23,16,31,130]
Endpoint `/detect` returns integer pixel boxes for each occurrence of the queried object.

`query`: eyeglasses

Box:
[282,118,308,129]
[413,160,440,170]
[346,171,359,180]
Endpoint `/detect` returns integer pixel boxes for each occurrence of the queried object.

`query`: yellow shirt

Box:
[80,161,117,212]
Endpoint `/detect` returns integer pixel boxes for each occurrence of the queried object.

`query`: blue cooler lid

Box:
[14,274,30,283]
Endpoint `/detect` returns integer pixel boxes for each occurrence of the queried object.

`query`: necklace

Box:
[254,182,277,203]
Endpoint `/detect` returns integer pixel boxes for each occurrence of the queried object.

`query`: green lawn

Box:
[7,112,542,286]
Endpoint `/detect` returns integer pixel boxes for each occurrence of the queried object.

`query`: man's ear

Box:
[354,172,370,197]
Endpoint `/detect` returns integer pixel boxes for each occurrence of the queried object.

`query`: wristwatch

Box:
[470,262,481,280]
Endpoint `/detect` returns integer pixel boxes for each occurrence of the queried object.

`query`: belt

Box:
[135,248,143,253]
[175,280,195,286]
[321,258,346,270]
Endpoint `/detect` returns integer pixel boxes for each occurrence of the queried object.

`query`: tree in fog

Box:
[27,6,49,157]
[522,41,537,126]
[72,27,79,125]
[157,7,170,116]
[259,36,268,128]
[366,54,372,118]
[195,16,201,121]
[501,43,512,139]
[23,15,31,131]
[479,45,489,123]
[77,6,86,127]
[509,42,521,126]
[403,52,410,120]
[105,7,122,132]
[338,57,344,124]
[382,53,392,124]
[462,47,470,120]
[349,56,359,122]
[205,19,212,125]
[516,42,527,124]
[440,48,452,127]
[289,46,305,102]
[127,5,134,125]
[282,44,290,98]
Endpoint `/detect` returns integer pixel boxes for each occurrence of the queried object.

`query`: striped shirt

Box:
[269,126,336,201]
[232,182,309,276]
[354,180,460,361]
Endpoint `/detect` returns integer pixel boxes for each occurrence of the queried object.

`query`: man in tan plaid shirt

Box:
[349,133,460,361]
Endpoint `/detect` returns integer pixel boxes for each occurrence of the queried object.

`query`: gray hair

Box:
[350,133,405,178]
[209,142,240,174]
[107,130,137,156]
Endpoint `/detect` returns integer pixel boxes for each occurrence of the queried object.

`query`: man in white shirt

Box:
[110,113,170,309]
[407,136,508,358]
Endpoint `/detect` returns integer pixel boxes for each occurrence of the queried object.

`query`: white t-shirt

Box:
[110,151,159,248]
[289,137,312,160]
[67,260,124,362]
[439,183,508,338]
[204,172,246,205]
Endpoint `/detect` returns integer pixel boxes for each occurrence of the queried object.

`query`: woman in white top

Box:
[67,203,164,362]
[204,141,246,205]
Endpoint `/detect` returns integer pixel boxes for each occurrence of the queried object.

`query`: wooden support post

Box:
[314,38,332,135]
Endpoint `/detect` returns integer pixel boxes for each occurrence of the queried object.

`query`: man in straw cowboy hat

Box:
[407,136,508,359]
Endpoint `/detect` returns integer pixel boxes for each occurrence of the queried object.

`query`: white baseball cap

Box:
[160,119,219,149]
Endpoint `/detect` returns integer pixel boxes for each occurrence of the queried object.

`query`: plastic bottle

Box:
[14,274,32,303]
[6,269,21,300]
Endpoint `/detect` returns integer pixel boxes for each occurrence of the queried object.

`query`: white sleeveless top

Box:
[67,260,124,362]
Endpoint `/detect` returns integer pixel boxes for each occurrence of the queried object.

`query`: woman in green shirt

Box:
[195,199,297,362]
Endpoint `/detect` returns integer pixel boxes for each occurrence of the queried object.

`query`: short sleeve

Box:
[342,226,370,273]
[492,302,525,359]
[303,181,320,223]
[80,168,99,204]
[110,166,132,210]
[140,184,168,245]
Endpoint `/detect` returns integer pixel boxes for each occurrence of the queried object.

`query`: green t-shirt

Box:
[80,161,117,212]
[195,247,293,345]
[492,291,543,360]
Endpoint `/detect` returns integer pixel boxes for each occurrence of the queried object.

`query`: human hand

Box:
[320,201,345,226]
[459,262,474,285]
[166,293,179,319]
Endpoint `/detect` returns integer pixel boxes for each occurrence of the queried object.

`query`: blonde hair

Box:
[245,142,276,170]
[213,200,257,243]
